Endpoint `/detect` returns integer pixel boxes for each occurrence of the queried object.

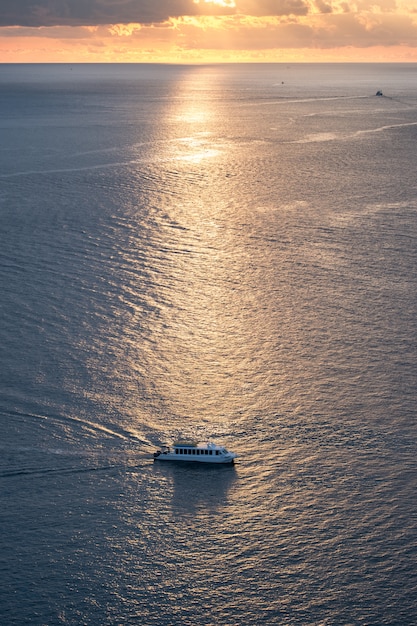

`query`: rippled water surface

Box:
[1,63,417,625]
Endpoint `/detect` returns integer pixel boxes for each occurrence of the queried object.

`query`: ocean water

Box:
[0,63,416,625]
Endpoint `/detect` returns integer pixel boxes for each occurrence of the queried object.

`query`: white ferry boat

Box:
[153,441,237,465]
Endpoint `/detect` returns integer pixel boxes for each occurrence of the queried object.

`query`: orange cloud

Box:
[0,0,417,62]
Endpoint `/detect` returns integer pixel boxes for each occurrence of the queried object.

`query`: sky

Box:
[1,0,417,63]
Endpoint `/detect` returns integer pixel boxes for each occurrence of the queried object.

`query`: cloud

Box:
[1,0,417,62]
[0,0,310,28]
[168,12,417,50]
[314,0,333,13]
[0,1,191,27]
[1,0,408,28]
[235,1,309,16]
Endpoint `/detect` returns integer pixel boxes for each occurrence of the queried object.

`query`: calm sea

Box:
[1,63,416,625]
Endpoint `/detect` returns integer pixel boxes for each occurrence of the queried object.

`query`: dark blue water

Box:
[1,63,417,625]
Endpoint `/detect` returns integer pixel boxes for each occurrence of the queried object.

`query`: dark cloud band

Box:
[0,0,310,28]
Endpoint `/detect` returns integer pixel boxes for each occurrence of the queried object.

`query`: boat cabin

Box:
[174,444,227,457]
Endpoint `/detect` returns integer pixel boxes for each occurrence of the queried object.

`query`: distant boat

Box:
[153,440,237,464]
[376,90,383,96]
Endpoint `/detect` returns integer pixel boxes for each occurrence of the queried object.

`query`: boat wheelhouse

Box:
[153,441,237,464]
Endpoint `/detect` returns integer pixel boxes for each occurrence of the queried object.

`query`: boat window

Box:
[216,450,219,455]
[209,450,212,455]
[175,449,178,454]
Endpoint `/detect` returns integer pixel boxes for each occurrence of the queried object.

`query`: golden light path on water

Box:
[126,69,314,454]
[139,68,262,431]
[119,66,348,447]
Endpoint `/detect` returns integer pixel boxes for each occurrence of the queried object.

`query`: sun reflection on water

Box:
[134,68,268,430]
